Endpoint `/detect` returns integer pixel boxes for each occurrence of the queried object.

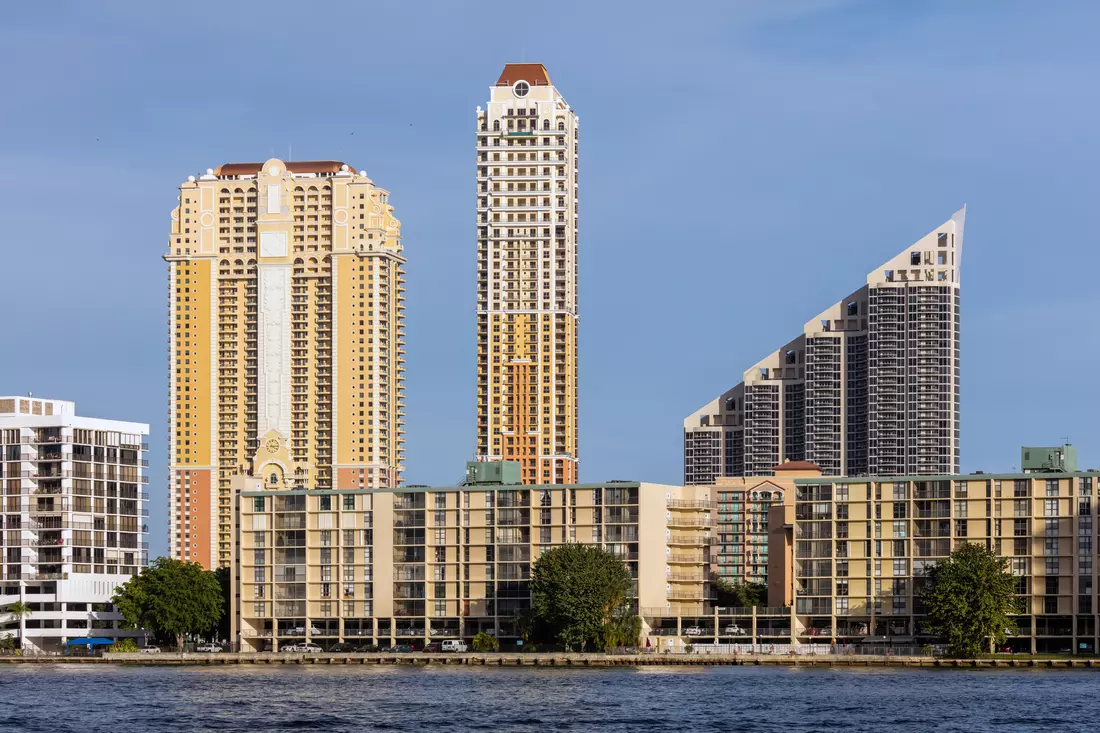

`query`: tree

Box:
[530,544,635,651]
[472,632,499,652]
[601,606,642,651]
[922,543,1020,657]
[3,602,31,652]
[214,566,232,642]
[713,578,768,608]
[112,557,223,651]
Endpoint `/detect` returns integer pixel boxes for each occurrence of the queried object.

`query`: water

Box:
[0,664,1095,732]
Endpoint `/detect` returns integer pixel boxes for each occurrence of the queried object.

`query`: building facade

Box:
[231,466,710,651]
[476,64,580,485]
[712,462,820,587]
[167,159,406,568]
[685,208,964,481]
[772,469,1100,653]
[0,397,148,652]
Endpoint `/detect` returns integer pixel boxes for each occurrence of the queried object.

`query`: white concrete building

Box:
[0,396,149,652]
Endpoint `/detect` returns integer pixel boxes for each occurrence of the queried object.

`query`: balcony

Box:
[667,499,714,511]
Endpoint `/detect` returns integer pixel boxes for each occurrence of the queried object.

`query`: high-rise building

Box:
[0,396,148,652]
[476,64,580,485]
[167,159,406,568]
[685,208,964,481]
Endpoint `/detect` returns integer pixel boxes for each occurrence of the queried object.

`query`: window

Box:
[253,497,265,512]
[846,301,857,316]
[910,251,921,265]
[320,496,331,511]
[1045,499,1058,517]
[343,495,355,511]
[893,559,907,576]
[835,484,848,501]
[1046,480,1059,497]
[513,81,529,97]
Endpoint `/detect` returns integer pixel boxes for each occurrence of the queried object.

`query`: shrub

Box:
[112,638,139,653]
[472,632,499,652]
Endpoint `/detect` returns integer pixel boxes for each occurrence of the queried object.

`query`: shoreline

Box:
[1,652,1097,669]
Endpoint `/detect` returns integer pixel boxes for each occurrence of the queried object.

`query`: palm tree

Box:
[4,602,31,652]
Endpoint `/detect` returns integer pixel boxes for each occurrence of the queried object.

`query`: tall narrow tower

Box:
[476,64,579,485]
[166,160,406,568]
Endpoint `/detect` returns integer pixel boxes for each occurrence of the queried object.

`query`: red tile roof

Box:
[496,63,551,86]
[213,161,353,176]
[773,460,823,472]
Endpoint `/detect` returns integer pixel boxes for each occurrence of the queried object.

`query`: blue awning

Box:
[66,637,116,647]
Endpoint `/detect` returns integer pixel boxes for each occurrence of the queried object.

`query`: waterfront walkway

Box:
[2,652,1098,668]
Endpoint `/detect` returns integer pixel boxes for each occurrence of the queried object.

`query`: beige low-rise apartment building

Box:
[769,463,1100,653]
[231,463,713,650]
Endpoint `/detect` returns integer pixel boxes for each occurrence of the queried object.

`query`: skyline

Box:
[2,1,1099,560]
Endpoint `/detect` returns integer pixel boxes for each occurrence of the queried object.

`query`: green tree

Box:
[601,606,642,651]
[472,632,499,652]
[3,602,31,651]
[530,544,635,651]
[214,566,232,642]
[112,557,223,652]
[922,543,1020,657]
[713,578,768,608]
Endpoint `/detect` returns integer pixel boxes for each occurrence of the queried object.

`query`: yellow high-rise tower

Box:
[166,159,406,568]
[475,64,579,484]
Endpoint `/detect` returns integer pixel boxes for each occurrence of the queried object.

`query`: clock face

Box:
[266,439,280,454]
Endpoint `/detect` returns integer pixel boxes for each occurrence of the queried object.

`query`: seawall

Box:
[2,652,1098,668]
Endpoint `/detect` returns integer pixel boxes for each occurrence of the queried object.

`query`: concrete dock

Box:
[2,652,1097,668]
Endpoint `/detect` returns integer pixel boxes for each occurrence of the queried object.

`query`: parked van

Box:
[441,640,468,652]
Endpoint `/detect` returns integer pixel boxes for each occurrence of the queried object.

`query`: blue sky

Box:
[2,1,1098,558]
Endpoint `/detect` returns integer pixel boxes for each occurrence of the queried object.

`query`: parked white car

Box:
[723,625,746,636]
[683,626,703,636]
[140,645,161,654]
[441,640,468,652]
[284,643,323,653]
[196,643,223,653]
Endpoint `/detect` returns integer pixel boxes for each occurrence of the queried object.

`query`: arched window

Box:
[492,120,500,131]
[269,473,278,486]
[557,121,565,131]
[542,120,550,130]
